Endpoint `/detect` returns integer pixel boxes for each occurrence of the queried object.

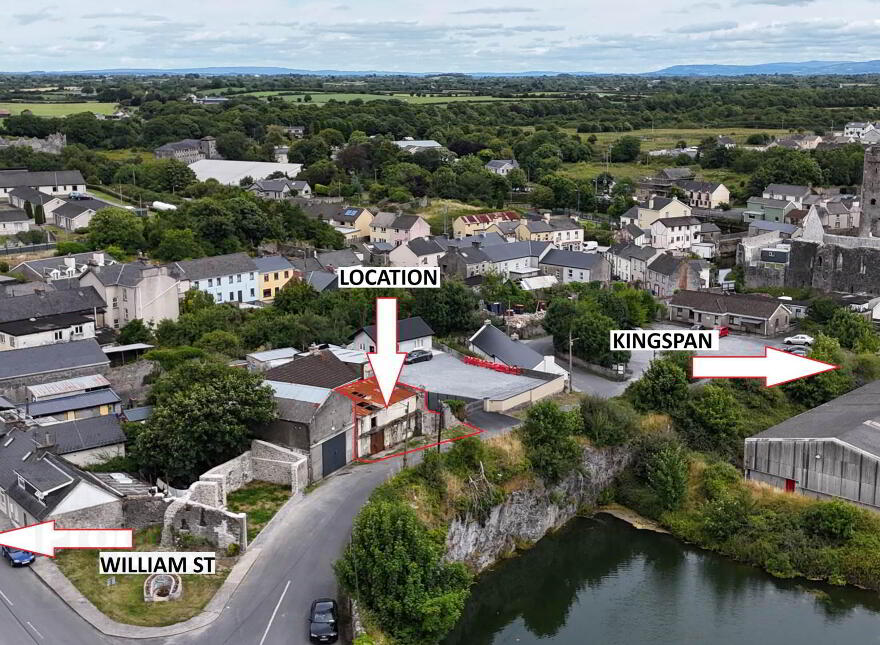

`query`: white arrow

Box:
[0,521,132,558]
[367,297,407,407]
[692,346,838,387]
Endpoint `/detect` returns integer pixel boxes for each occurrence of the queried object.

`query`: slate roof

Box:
[764,183,811,197]
[621,205,640,220]
[253,256,294,273]
[485,160,519,170]
[437,232,507,249]
[624,223,647,237]
[0,287,105,324]
[23,389,120,418]
[749,220,799,234]
[122,406,153,422]
[53,199,113,219]
[699,222,721,233]
[747,197,794,209]
[172,253,257,280]
[12,251,116,281]
[749,380,880,456]
[676,179,722,192]
[336,207,369,223]
[0,170,84,189]
[647,253,683,276]
[86,262,161,288]
[7,187,55,204]
[647,197,674,210]
[669,290,787,319]
[0,210,28,222]
[539,249,603,271]
[304,271,338,292]
[660,167,693,180]
[317,249,360,269]
[264,350,357,388]
[358,316,434,343]
[0,312,93,336]
[250,179,297,192]
[390,214,423,230]
[653,216,701,228]
[155,138,202,152]
[481,241,551,262]
[468,323,543,369]
[38,415,125,453]
[406,237,445,257]
[369,212,397,228]
[449,246,489,264]
[522,218,580,232]
[0,339,109,382]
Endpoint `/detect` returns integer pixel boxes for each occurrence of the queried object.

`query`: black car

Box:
[308,598,338,643]
[405,349,433,364]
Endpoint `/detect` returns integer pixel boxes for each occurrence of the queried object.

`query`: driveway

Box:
[525,323,780,399]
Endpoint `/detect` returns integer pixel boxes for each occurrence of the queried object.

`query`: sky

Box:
[3,0,880,73]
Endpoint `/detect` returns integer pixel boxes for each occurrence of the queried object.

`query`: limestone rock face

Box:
[444,445,632,573]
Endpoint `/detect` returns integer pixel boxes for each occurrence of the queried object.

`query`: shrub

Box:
[645,445,689,511]
[579,395,639,446]
[702,491,751,541]
[444,399,467,422]
[701,460,742,501]
[803,500,860,542]
[517,401,580,483]
[625,358,689,415]
[226,543,241,557]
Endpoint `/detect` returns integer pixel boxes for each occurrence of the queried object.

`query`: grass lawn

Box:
[55,526,231,627]
[87,187,135,207]
[417,198,521,235]
[0,102,118,117]
[226,480,292,543]
[101,149,154,163]
[560,159,751,196]
[579,127,792,152]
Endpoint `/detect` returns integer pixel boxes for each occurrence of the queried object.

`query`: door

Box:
[321,432,347,478]
[370,429,385,455]
[785,478,796,493]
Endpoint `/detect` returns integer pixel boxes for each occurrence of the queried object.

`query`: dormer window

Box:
[16,474,24,489]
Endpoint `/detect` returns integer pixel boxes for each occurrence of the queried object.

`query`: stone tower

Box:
[860,145,880,237]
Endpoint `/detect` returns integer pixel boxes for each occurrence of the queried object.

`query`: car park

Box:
[404,349,433,364]
[2,546,35,567]
[308,598,339,643]
[784,334,814,346]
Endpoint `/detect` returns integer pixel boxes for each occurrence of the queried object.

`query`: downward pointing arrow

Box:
[692,346,838,387]
[0,521,132,558]
[367,297,407,407]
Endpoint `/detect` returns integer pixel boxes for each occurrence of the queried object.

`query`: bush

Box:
[702,491,752,541]
[579,395,639,446]
[444,399,467,422]
[803,500,860,542]
[56,241,91,255]
[645,444,689,511]
[625,358,689,415]
[517,401,580,483]
[225,543,241,557]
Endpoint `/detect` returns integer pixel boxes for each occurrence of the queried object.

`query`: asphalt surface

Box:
[525,323,783,398]
[0,414,522,645]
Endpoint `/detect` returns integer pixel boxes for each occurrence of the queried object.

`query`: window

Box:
[9,337,14,348]
[229,292,234,301]
[112,296,118,309]
[124,309,129,320]
[208,278,213,287]
[122,290,128,302]
[236,274,242,283]
[249,272,254,280]
[194,281,199,288]
[284,271,289,278]
[263,289,271,298]
[113,319,119,329]
[0,334,4,344]
[228,276,234,284]
[264,274,270,282]
[274,272,279,280]
[74,325,83,335]
[54,331,63,341]
[250,288,255,297]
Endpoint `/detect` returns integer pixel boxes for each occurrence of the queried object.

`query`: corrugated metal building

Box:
[744,380,880,510]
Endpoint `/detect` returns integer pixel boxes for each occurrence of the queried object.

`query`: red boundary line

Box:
[334,380,485,463]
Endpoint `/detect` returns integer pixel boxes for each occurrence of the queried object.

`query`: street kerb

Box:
[334,379,485,463]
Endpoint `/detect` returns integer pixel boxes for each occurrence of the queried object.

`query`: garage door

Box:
[322,432,347,478]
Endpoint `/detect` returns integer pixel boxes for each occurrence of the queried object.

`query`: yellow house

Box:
[322,206,374,241]
[254,256,295,301]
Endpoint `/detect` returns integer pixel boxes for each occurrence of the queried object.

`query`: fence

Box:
[0,241,56,256]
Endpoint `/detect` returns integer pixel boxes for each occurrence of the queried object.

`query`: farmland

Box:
[0,102,118,117]
[205,90,552,105]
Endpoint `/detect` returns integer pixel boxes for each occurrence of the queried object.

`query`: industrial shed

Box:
[744,380,880,510]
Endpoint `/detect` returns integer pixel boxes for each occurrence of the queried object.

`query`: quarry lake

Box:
[443,515,880,645]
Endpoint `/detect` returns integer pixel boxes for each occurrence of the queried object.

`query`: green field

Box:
[560,159,750,193]
[0,102,118,117]
[221,90,549,105]
[101,149,155,163]
[576,127,793,152]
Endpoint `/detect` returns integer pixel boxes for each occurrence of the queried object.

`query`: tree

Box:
[133,361,276,485]
[117,319,154,345]
[216,132,251,160]
[827,308,880,353]
[34,204,45,226]
[518,400,580,483]
[609,136,641,162]
[273,280,319,314]
[579,395,639,446]
[411,279,478,336]
[680,383,741,452]
[195,329,242,357]
[784,335,853,408]
[154,228,203,262]
[88,207,146,253]
[646,444,689,511]
[334,500,471,644]
[24,202,33,220]
[625,358,689,414]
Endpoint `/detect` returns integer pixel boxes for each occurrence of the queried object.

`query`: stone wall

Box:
[445,445,632,573]
[53,499,124,529]
[786,239,880,294]
[122,496,169,531]
[106,360,157,405]
[745,264,787,289]
[160,498,247,551]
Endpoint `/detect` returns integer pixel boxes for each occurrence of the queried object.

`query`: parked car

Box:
[2,546,35,567]
[308,598,339,643]
[404,349,433,364]
[782,345,808,355]
[690,323,703,330]
[784,334,814,346]
[714,325,729,337]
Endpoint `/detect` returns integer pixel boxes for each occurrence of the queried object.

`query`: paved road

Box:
[525,324,781,398]
[2,413,521,645]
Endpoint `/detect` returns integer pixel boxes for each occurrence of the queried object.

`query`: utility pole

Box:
[568,328,579,394]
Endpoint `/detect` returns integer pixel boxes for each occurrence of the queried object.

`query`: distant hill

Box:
[10,60,880,77]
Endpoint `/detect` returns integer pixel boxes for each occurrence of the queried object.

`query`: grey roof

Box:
[0,169,84,189]
[624,223,646,237]
[749,380,880,456]
[621,205,640,220]
[304,271,338,292]
[336,207,369,223]
[7,187,55,204]
[368,241,394,253]
[24,389,120,418]
[406,237,445,257]
[0,312,92,336]
[648,197,674,210]
[358,316,434,343]
[12,251,116,281]
[486,159,518,170]
[122,406,153,422]
[53,199,113,219]
[540,249,603,271]
[267,381,332,424]
[647,253,683,276]
[653,216,701,228]
[264,350,357,388]
[669,290,787,319]
[699,222,721,233]
[523,218,581,233]
[369,212,398,228]
[390,214,424,230]
[481,241,551,262]
[749,220,799,234]
[449,246,489,264]
[747,197,794,209]
[253,256,294,273]
[660,167,693,180]
[155,138,201,152]
[172,253,257,280]
[676,179,722,192]
[37,415,125,453]
[0,287,105,324]
[0,339,109,382]
[317,249,360,269]
[469,324,543,369]
[86,262,160,288]
[250,179,293,192]
[0,210,28,223]
[764,183,811,197]
[437,232,507,249]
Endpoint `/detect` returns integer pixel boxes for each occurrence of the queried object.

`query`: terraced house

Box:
[172,253,259,304]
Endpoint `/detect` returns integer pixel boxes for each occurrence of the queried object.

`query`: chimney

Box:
[63,256,76,269]
[91,252,104,266]
[543,212,551,222]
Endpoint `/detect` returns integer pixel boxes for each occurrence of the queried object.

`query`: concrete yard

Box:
[401,352,546,401]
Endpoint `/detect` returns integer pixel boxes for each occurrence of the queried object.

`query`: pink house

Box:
[369,213,431,246]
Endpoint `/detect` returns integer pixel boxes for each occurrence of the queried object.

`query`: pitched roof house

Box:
[80,262,180,328]
[452,210,520,238]
[539,249,611,284]
[668,290,792,336]
[350,316,434,354]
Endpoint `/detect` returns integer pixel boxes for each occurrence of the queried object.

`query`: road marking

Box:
[0,589,13,606]
[258,579,290,645]
[26,622,43,640]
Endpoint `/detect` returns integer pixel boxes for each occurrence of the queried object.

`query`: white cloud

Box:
[667,20,738,33]
[452,6,537,14]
